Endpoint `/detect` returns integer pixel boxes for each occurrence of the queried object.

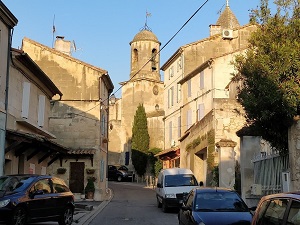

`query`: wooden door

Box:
[69,162,84,193]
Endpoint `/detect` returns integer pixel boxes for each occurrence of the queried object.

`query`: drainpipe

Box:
[0,28,13,176]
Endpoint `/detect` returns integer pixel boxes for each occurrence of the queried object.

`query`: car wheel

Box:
[162,200,168,213]
[10,207,27,225]
[58,206,73,225]
[117,175,122,182]
[157,197,162,208]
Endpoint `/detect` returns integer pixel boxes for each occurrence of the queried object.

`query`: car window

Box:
[118,166,128,171]
[52,178,70,193]
[0,175,35,193]
[259,198,289,225]
[254,200,270,225]
[195,191,248,212]
[32,179,51,194]
[287,200,300,225]
[164,174,198,187]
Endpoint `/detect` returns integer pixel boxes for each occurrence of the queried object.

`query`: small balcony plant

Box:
[86,168,95,174]
[57,167,67,174]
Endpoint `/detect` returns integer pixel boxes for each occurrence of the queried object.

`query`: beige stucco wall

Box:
[22,38,111,201]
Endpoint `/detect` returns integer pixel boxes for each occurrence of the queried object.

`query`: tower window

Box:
[152,48,157,71]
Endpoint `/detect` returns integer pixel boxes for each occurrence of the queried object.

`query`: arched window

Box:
[151,48,157,71]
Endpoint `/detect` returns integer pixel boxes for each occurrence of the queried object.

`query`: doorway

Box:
[69,162,84,193]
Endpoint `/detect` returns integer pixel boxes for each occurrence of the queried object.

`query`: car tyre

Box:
[117,175,122,182]
[10,207,27,225]
[162,200,168,213]
[58,206,73,225]
[157,197,162,208]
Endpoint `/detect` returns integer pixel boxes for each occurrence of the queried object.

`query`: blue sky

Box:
[3,0,271,97]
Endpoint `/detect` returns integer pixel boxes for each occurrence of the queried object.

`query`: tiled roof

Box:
[68,149,96,155]
[216,6,240,29]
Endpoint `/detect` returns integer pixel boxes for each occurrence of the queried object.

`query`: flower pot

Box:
[86,192,94,199]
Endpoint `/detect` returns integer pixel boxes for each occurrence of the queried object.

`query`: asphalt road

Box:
[89,182,178,225]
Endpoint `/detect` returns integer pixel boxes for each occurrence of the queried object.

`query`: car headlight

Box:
[165,193,176,198]
[0,199,10,208]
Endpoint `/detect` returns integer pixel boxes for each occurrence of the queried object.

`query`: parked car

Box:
[156,168,199,212]
[108,165,135,182]
[251,192,300,225]
[0,174,74,225]
[178,187,256,225]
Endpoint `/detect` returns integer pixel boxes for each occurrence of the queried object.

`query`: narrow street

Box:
[89,182,178,225]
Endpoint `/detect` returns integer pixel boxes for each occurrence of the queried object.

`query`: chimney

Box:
[209,24,222,36]
[54,36,71,56]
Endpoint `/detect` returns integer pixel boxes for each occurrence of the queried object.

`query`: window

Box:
[177,56,182,72]
[187,110,192,129]
[38,95,45,127]
[177,83,181,103]
[178,116,181,138]
[200,71,204,90]
[197,104,205,121]
[169,66,174,79]
[168,87,174,108]
[188,79,192,97]
[151,48,157,71]
[258,198,289,225]
[21,82,30,119]
[287,200,300,224]
[52,178,69,193]
[169,121,172,144]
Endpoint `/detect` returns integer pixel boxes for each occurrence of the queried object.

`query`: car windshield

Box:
[164,174,198,187]
[0,176,36,195]
[194,191,249,212]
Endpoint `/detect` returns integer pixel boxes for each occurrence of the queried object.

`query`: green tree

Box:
[131,104,150,176]
[233,0,300,154]
[148,147,162,176]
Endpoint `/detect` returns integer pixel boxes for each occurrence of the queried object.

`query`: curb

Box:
[74,189,113,225]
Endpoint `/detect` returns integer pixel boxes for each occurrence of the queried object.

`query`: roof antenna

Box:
[52,14,56,48]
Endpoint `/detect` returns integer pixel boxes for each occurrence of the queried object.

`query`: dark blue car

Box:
[0,174,74,225]
[178,187,256,225]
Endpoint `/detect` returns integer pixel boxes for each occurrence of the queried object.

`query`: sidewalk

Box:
[72,188,113,225]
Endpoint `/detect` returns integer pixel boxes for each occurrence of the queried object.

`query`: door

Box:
[69,162,84,193]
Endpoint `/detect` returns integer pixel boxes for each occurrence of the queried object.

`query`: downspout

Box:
[0,28,13,176]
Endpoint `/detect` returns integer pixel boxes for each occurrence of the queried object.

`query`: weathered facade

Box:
[22,37,114,201]
[161,3,255,186]
[108,27,164,167]
[0,1,18,176]
[5,48,68,176]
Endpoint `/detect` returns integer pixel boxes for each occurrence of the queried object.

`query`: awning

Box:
[155,147,180,157]
[5,129,69,166]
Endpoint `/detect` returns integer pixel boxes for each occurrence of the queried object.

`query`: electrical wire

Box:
[76,0,210,115]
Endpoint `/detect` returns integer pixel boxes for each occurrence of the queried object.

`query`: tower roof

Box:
[216,4,240,29]
[131,29,160,44]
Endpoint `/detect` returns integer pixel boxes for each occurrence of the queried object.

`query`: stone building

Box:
[22,37,114,201]
[108,26,164,167]
[5,48,68,176]
[0,1,18,176]
[160,2,256,186]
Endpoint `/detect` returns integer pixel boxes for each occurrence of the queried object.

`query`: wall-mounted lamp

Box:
[109,94,116,105]
[155,104,159,111]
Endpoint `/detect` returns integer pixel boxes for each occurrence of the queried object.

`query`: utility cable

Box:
[76,0,210,115]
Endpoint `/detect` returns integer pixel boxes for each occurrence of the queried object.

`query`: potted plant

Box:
[57,167,67,174]
[85,177,95,199]
[86,168,95,174]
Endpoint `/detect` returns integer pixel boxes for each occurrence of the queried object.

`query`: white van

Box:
[156,168,199,212]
